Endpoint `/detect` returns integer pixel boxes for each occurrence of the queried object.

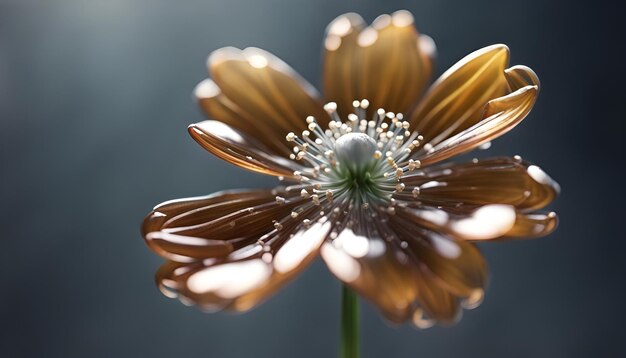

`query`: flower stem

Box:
[340,285,359,358]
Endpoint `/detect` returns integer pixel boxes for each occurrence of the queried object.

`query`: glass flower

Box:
[142,10,559,328]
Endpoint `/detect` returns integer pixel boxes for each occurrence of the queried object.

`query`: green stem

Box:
[340,285,359,358]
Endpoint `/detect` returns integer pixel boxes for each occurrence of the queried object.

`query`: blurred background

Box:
[1,0,625,357]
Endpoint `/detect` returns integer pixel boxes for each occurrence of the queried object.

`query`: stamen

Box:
[281,100,424,218]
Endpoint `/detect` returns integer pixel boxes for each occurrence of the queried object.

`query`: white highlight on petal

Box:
[391,10,414,27]
[146,232,210,247]
[273,221,331,273]
[227,244,264,261]
[478,141,492,150]
[367,238,386,257]
[527,165,550,185]
[411,208,449,226]
[187,259,271,298]
[248,54,268,68]
[412,308,435,329]
[321,242,361,283]
[430,233,461,259]
[372,14,391,29]
[194,120,243,143]
[451,204,516,240]
[194,78,220,99]
[420,180,446,189]
[325,35,342,51]
[334,229,369,258]
[328,16,353,36]
[418,34,436,58]
[528,165,560,194]
[358,27,378,47]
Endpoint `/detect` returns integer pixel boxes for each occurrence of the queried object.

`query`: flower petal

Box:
[322,11,434,116]
[394,202,558,242]
[146,189,333,312]
[194,78,288,157]
[504,211,559,239]
[320,228,419,323]
[409,44,511,144]
[322,13,366,116]
[188,120,302,178]
[320,217,484,326]
[394,203,511,240]
[397,157,559,211]
[202,47,329,154]
[142,188,307,261]
[417,75,539,166]
[390,215,488,299]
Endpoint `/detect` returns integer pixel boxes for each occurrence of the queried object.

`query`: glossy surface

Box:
[322,11,434,117]
[142,10,560,328]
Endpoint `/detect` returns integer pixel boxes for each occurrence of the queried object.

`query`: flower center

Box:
[284,100,424,209]
[333,133,379,198]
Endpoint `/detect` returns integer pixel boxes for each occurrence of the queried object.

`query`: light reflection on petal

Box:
[321,242,361,283]
[450,204,516,240]
[274,221,331,273]
[187,259,272,298]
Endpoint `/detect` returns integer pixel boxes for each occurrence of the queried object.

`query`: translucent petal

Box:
[320,228,419,323]
[397,157,559,211]
[416,76,539,166]
[504,212,559,239]
[146,191,333,312]
[390,215,488,298]
[204,47,329,153]
[409,44,511,144]
[188,120,303,178]
[318,201,491,326]
[143,188,306,261]
[322,11,434,117]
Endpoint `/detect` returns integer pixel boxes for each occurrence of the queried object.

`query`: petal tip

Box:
[207,46,242,69]
[193,78,220,100]
[326,12,365,37]
[391,10,414,27]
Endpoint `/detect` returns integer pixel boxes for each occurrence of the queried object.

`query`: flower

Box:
[142,10,559,327]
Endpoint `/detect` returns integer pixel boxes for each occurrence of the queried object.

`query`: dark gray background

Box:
[1,0,625,357]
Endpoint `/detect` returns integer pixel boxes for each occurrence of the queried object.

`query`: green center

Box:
[335,162,387,203]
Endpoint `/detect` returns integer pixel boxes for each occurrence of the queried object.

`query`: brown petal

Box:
[195,78,289,157]
[322,11,434,116]
[155,217,332,312]
[417,77,539,166]
[145,184,333,313]
[503,212,559,239]
[188,120,302,178]
[204,47,329,154]
[409,44,511,145]
[142,188,305,261]
[390,215,488,298]
[395,203,514,240]
[320,227,419,323]
[394,202,558,243]
[322,13,366,116]
[397,157,559,211]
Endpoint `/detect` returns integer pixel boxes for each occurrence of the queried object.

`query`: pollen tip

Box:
[311,194,320,205]
[324,102,338,113]
[412,187,420,198]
